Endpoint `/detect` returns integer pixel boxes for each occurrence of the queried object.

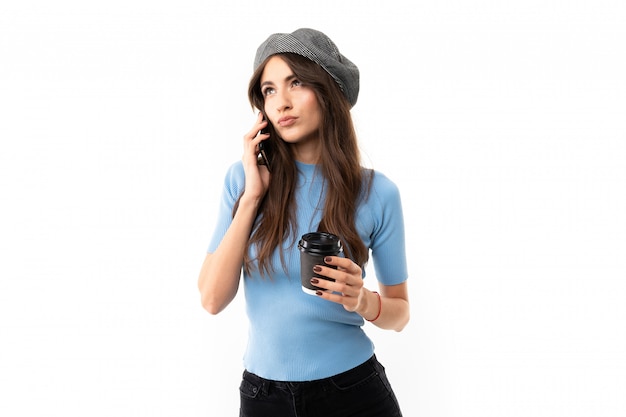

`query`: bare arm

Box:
[311,257,410,331]
[197,113,270,314]
[197,199,262,314]
[359,282,410,332]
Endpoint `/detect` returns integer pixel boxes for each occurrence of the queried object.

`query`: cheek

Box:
[262,105,276,124]
[301,91,319,108]
[301,93,322,121]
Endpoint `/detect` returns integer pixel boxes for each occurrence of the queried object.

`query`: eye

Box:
[262,87,275,97]
[291,79,302,88]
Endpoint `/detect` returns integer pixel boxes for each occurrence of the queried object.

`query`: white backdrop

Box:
[1,1,625,416]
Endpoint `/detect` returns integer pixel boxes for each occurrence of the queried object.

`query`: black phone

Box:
[257,117,273,171]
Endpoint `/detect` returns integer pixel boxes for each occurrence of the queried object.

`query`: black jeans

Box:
[239,355,403,417]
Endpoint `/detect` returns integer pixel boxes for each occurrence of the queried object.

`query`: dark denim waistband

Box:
[242,355,381,395]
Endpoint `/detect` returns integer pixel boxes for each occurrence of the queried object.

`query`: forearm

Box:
[198,198,260,314]
[358,287,410,332]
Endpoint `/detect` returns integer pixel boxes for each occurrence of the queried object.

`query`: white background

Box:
[1,1,625,416]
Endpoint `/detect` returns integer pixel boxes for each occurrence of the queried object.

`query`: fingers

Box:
[311,274,361,298]
[245,112,269,143]
[315,287,357,310]
[242,114,270,169]
[311,258,366,314]
[310,257,363,298]
[320,256,362,277]
[239,114,271,200]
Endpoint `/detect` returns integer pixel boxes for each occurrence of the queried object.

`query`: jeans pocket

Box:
[239,373,261,399]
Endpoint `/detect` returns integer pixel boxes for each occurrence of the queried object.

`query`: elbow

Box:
[198,254,224,315]
[393,303,410,332]
[197,254,239,315]
[198,275,238,315]
[394,314,410,332]
[200,293,226,315]
[201,300,223,315]
[393,318,409,333]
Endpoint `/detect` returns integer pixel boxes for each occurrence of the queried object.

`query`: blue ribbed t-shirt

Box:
[207,160,408,381]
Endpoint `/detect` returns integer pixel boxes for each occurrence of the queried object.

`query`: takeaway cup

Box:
[298,232,342,295]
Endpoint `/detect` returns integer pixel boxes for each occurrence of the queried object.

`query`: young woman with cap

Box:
[198,28,409,417]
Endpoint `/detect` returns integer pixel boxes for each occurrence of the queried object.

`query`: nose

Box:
[275,90,292,112]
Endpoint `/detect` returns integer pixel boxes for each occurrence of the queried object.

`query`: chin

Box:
[282,131,318,144]
[278,134,303,144]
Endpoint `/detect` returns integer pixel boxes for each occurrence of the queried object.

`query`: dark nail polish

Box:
[315,291,323,296]
[324,256,332,263]
[313,266,322,273]
[310,278,319,284]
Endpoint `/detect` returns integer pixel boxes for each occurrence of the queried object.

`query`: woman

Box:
[198,28,409,417]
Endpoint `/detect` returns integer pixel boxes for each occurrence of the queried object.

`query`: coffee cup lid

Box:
[298,232,342,254]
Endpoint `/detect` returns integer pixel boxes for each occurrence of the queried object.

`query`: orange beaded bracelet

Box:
[366,291,382,322]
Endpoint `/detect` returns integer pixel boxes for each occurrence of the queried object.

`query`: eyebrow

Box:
[260,74,298,89]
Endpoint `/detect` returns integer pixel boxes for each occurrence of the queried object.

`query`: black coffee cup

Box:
[298,232,342,295]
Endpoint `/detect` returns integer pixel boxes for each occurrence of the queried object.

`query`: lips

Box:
[277,116,297,127]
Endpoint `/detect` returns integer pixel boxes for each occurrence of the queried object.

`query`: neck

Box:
[291,140,320,164]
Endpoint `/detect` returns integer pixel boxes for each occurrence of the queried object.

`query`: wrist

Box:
[238,194,263,211]
[361,290,382,322]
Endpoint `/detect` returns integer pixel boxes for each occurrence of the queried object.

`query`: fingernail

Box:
[324,257,332,263]
[315,291,323,296]
[313,266,322,273]
[310,278,319,284]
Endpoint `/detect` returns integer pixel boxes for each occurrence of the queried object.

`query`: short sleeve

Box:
[368,172,408,285]
[207,162,245,253]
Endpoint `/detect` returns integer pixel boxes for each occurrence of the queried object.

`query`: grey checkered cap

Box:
[253,28,360,108]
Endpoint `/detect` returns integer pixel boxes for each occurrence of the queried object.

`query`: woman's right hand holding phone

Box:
[241,112,271,205]
[198,112,271,315]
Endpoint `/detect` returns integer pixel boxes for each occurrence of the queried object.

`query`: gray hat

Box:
[253,28,360,107]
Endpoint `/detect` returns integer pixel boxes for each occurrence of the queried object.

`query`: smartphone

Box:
[257,117,272,172]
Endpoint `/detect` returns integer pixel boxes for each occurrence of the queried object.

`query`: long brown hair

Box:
[239,53,372,277]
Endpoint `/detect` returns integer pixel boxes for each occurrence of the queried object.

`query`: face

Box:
[260,55,322,152]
